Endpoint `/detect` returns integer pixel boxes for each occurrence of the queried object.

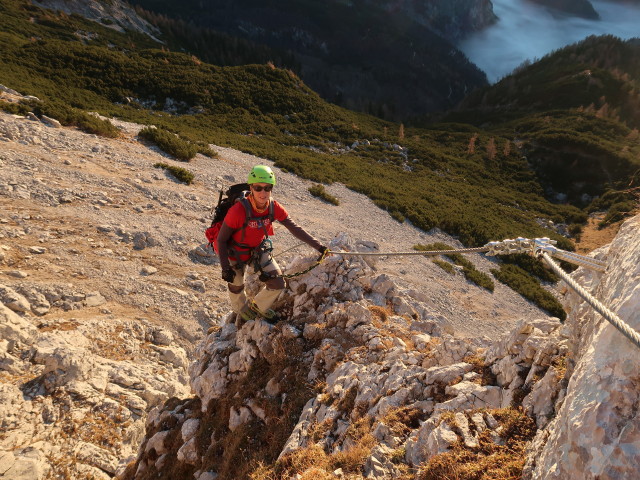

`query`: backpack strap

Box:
[236,197,273,244]
[268,201,275,223]
[239,197,252,244]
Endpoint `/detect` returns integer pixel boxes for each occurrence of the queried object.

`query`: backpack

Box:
[205,183,275,254]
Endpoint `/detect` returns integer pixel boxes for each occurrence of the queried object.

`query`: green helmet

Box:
[248,165,276,185]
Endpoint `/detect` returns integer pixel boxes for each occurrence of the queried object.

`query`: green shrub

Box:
[140,127,198,161]
[195,142,218,158]
[599,200,637,227]
[496,253,558,283]
[415,243,494,292]
[309,184,340,205]
[433,259,455,274]
[154,162,195,184]
[491,264,566,320]
[0,102,30,115]
[30,101,120,138]
[568,223,583,236]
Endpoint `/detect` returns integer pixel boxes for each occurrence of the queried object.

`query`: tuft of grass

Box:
[252,416,376,479]
[418,407,536,480]
[154,162,195,184]
[308,184,340,205]
[139,126,198,161]
[368,305,391,324]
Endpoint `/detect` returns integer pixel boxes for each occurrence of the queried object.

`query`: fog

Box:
[459,0,640,83]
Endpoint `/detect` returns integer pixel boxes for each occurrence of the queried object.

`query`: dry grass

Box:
[417,407,537,480]
[334,386,358,414]
[89,324,136,361]
[252,415,377,480]
[59,407,131,449]
[381,406,425,438]
[551,354,568,381]
[368,305,391,325]
[463,354,496,386]
[39,320,80,332]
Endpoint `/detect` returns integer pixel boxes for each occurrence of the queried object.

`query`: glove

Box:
[317,246,329,261]
[221,267,236,283]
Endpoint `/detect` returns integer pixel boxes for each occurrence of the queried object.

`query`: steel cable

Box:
[541,252,640,349]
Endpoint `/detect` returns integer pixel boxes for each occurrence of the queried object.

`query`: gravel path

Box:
[0,110,547,351]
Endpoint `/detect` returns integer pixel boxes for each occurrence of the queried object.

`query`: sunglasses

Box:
[251,185,273,192]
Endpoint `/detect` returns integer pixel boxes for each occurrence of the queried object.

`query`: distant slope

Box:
[1,0,622,252]
[440,35,640,207]
[128,0,489,120]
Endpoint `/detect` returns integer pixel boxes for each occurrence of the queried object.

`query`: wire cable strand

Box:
[540,252,640,349]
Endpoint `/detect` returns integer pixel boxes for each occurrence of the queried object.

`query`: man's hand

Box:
[222,267,236,283]
[317,246,330,261]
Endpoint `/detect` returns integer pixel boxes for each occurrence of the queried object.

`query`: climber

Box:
[217,165,328,323]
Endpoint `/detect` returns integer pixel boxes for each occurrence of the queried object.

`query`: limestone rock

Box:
[525,214,640,479]
[0,285,31,313]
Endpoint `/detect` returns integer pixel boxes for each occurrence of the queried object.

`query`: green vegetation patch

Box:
[308,184,340,205]
[139,126,198,161]
[415,243,494,292]
[588,188,639,227]
[491,264,566,320]
[1,98,119,138]
[153,162,194,184]
[433,259,455,275]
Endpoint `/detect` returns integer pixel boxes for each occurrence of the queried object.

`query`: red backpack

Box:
[205,183,274,254]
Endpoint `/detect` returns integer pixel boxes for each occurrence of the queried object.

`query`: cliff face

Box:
[524,213,640,479]
[374,0,498,42]
[32,0,161,39]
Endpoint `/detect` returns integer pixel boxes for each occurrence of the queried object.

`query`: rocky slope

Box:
[1,87,638,479]
[114,216,640,480]
[0,85,542,479]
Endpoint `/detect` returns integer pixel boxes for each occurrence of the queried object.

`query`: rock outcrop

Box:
[524,213,640,479]
[32,0,161,39]
[0,296,189,479]
[116,234,579,479]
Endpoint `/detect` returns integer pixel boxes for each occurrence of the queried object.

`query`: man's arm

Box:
[217,222,235,270]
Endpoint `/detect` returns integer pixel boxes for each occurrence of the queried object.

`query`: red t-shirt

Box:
[223,199,288,257]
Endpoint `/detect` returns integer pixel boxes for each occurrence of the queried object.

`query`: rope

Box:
[280,249,329,279]
[540,252,640,349]
[328,246,490,257]
[273,242,306,258]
